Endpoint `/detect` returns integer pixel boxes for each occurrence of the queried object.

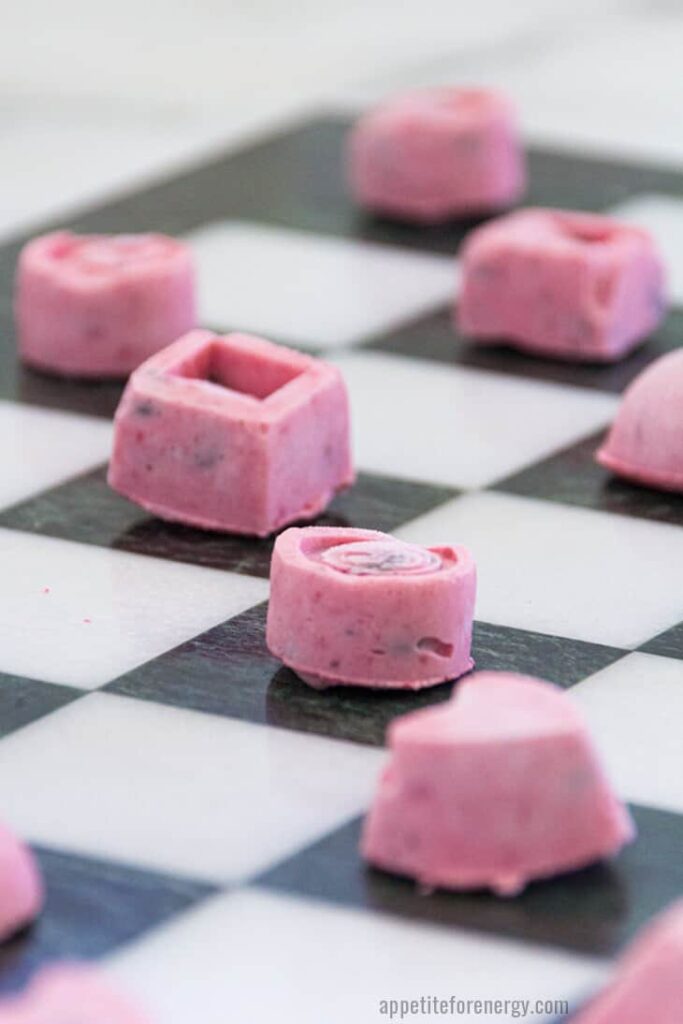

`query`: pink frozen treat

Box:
[108,331,354,536]
[16,230,196,378]
[0,964,151,1023]
[266,526,476,690]
[349,87,525,223]
[458,208,667,362]
[574,901,683,1023]
[362,671,634,894]
[0,821,43,941]
[597,350,683,493]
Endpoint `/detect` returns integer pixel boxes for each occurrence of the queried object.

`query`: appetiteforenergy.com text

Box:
[379,996,570,1020]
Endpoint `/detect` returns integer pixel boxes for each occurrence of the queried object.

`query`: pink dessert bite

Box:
[597,349,683,493]
[574,900,683,1023]
[108,331,354,536]
[349,87,525,223]
[16,231,196,378]
[0,822,43,941]
[361,671,634,894]
[266,526,476,690]
[0,964,150,1023]
[458,208,667,362]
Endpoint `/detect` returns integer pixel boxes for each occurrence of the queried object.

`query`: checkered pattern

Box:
[0,114,681,1023]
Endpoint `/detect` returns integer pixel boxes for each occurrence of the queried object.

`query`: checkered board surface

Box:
[0,112,682,1023]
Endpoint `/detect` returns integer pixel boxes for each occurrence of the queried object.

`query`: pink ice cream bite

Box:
[15,230,196,378]
[108,331,354,536]
[349,87,525,223]
[266,526,476,690]
[458,208,667,362]
[574,900,683,1023]
[0,964,150,1023]
[597,349,683,493]
[361,671,634,895]
[0,822,43,942]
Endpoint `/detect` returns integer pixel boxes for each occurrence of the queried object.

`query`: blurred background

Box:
[1,0,681,240]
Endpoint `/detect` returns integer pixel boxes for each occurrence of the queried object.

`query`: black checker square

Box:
[0,466,457,579]
[365,304,683,397]
[639,622,683,661]
[0,846,216,995]
[494,431,683,529]
[0,676,83,741]
[256,803,683,959]
[106,603,627,747]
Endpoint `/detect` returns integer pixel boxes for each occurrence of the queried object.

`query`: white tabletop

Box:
[1,0,681,241]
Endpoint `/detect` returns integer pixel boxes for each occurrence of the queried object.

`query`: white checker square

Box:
[185,220,455,348]
[0,529,268,687]
[571,653,683,815]
[332,351,618,489]
[608,194,683,306]
[0,694,385,882]
[108,888,607,1024]
[396,492,683,648]
[0,400,112,512]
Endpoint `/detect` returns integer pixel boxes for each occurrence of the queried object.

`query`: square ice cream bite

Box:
[458,208,667,362]
[107,331,354,535]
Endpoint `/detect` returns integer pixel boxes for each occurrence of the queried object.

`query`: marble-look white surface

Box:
[0,694,385,882]
[0,0,564,240]
[397,491,683,649]
[609,195,683,306]
[336,4,683,167]
[186,221,456,348]
[332,350,618,489]
[0,0,621,108]
[108,887,608,1024]
[0,96,307,243]
[1,2,681,242]
[0,529,268,687]
[571,653,683,816]
[0,401,112,512]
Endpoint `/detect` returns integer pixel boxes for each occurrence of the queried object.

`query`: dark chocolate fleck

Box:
[135,401,158,417]
[194,449,225,470]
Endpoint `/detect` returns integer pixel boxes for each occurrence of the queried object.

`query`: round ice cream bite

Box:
[349,87,525,223]
[266,526,476,690]
[362,672,635,895]
[597,349,683,493]
[15,231,196,378]
[0,821,43,941]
